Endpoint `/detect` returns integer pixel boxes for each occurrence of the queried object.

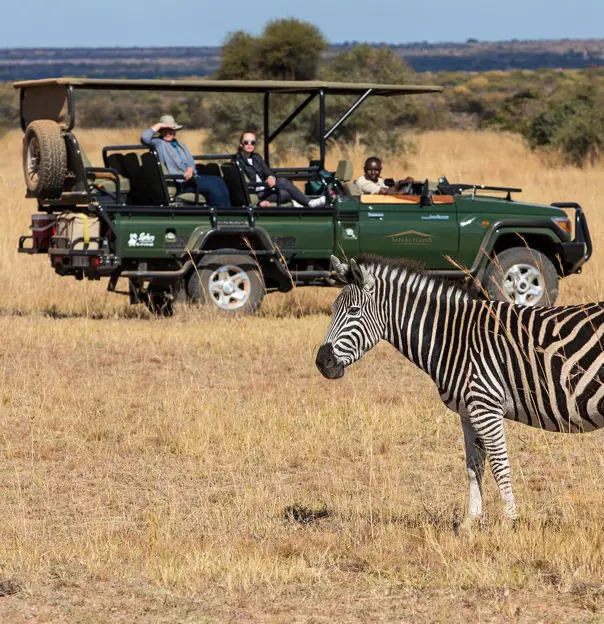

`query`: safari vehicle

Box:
[16,78,592,314]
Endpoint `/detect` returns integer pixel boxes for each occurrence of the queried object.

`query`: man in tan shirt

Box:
[354,157,414,195]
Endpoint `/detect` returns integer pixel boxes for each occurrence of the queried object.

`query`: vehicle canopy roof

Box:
[14,77,443,167]
[13,77,443,96]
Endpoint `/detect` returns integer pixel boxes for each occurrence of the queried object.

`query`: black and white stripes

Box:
[316,255,604,522]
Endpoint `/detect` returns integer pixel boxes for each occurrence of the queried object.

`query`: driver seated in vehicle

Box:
[141,115,232,206]
[354,157,414,195]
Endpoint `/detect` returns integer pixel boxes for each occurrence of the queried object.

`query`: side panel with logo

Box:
[358,198,458,268]
[116,215,206,258]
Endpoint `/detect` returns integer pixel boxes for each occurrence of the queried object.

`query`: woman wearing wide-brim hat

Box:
[141,114,232,206]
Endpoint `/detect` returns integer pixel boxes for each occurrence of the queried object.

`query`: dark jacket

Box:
[234,152,274,192]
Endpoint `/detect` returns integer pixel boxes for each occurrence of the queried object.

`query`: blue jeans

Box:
[183,175,231,207]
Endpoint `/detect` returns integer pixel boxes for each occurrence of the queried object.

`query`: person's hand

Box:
[400,176,414,184]
[259,200,271,207]
[183,166,194,181]
[266,176,276,188]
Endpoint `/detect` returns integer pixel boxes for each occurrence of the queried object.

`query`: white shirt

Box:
[354,175,387,194]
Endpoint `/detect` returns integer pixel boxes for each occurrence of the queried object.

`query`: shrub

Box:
[523,79,604,166]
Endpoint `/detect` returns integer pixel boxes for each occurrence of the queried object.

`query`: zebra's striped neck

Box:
[368,262,479,380]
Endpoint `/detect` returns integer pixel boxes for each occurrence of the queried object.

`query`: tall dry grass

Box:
[0,129,604,620]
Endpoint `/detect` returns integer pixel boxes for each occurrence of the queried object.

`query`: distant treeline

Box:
[2,38,604,81]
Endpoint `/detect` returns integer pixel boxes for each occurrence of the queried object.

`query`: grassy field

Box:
[1,129,604,622]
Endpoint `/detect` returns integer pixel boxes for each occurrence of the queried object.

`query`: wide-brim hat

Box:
[158,114,184,130]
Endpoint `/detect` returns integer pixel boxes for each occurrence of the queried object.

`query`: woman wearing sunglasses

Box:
[234,131,326,208]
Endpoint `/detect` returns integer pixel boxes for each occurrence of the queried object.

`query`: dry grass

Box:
[0,129,604,621]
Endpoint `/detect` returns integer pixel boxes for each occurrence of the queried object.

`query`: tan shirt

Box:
[354,175,387,194]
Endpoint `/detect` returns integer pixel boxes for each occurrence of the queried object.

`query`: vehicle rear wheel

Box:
[484,247,559,306]
[186,252,265,315]
[22,120,67,199]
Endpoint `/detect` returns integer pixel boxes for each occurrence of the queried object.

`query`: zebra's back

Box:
[480,301,604,433]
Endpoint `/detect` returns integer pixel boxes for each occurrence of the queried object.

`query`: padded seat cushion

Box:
[249,192,292,207]
[175,191,206,205]
[95,176,131,194]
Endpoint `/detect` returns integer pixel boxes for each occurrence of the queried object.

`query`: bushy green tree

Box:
[206,20,328,150]
[216,20,327,82]
[523,79,604,166]
[257,19,327,81]
[217,31,260,80]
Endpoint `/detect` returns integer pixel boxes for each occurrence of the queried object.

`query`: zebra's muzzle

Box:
[316,343,345,379]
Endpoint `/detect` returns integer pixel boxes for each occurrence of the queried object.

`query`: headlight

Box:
[552,216,572,236]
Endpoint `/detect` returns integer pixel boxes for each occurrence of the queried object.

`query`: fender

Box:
[186,225,293,292]
[433,218,571,280]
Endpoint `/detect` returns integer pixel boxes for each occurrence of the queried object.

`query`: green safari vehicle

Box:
[16,78,592,314]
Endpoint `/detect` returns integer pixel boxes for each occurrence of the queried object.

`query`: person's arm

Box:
[181,143,196,181]
[140,127,157,146]
[256,155,275,185]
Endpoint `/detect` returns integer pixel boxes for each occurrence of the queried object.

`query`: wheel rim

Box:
[502,263,545,305]
[208,265,251,310]
[26,137,41,185]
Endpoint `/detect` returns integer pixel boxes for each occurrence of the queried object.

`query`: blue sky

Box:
[1,0,603,47]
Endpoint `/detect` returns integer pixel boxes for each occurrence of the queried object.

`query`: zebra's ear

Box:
[330,255,350,283]
[350,259,376,291]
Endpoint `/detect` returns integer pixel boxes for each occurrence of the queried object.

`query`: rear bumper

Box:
[552,202,592,275]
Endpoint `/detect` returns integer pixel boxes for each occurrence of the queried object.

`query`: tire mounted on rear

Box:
[22,120,67,199]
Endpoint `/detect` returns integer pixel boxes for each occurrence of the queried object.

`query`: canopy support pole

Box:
[324,89,372,141]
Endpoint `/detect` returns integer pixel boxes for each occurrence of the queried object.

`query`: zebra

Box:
[315,254,604,524]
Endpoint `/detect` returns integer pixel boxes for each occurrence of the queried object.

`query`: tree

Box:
[217,31,259,80]
[215,20,327,82]
[207,20,328,150]
[257,19,327,81]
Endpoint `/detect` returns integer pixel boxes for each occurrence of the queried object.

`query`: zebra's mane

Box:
[355,254,478,300]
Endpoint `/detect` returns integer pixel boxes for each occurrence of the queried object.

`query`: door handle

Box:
[368,212,384,218]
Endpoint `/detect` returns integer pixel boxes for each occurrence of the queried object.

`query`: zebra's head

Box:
[316,255,383,379]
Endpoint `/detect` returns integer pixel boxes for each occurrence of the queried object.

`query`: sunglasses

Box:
[242,140,256,146]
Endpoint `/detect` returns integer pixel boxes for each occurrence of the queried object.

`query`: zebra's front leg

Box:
[470,411,518,523]
[461,415,486,524]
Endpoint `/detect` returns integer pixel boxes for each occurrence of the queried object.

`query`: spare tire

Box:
[22,120,67,199]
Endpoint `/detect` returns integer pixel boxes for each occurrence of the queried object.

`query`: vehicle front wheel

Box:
[484,247,559,306]
[186,252,265,315]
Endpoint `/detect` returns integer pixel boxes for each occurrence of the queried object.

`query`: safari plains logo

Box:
[384,230,436,245]
[128,232,156,248]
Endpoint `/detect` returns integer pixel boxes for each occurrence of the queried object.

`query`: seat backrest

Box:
[139,152,171,205]
[205,162,222,177]
[343,181,361,197]
[221,161,250,207]
[336,160,353,182]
